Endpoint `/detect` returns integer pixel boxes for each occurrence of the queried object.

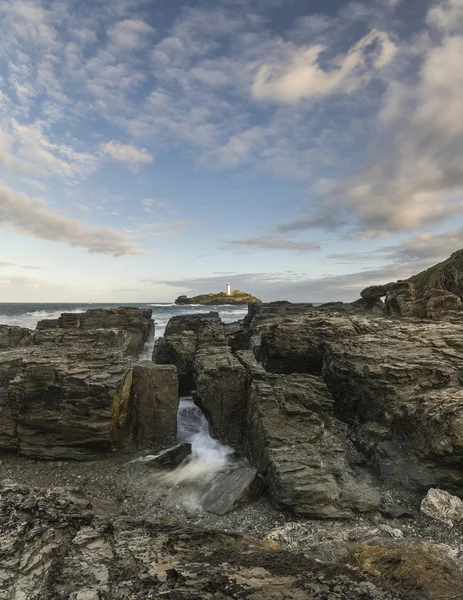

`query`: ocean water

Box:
[0,302,249,339]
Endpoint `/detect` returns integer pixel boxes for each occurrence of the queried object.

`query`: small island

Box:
[175,286,262,306]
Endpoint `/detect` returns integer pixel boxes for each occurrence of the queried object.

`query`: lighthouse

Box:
[226,282,231,296]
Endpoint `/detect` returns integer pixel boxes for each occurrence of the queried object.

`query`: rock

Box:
[385,281,417,317]
[118,363,179,452]
[350,538,463,600]
[37,307,154,356]
[202,466,262,515]
[426,290,461,320]
[0,333,180,459]
[142,443,192,468]
[361,283,393,300]
[194,346,248,449]
[245,373,380,517]
[0,484,401,600]
[153,312,226,393]
[420,488,463,523]
[408,247,463,301]
[379,502,415,519]
[248,310,463,491]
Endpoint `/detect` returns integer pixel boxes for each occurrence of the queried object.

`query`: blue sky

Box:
[0,0,462,302]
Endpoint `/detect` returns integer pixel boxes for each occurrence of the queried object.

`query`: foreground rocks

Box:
[0,308,180,459]
[6,483,459,600]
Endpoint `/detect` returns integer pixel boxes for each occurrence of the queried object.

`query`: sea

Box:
[0,302,249,339]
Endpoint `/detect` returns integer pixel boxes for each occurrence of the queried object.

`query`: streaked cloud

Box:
[0,181,142,255]
[226,237,320,252]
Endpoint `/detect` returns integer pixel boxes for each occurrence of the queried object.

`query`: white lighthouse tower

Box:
[226,282,231,296]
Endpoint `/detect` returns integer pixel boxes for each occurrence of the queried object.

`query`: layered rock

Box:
[175,289,261,305]
[153,312,226,393]
[37,306,154,355]
[244,365,379,517]
[0,309,176,459]
[250,306,463,491]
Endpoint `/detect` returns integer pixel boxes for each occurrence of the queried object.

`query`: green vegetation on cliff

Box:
[175,289,262,306]
[408,249,463,299]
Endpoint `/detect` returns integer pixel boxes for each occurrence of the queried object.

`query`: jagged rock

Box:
[0,331,179,458]
[361,284,393,300]
[143,443,191,468]
[194,346,248,449]
[253,311,463,491]
[202,466,262,515]
[0,484,404,600]
[153,312,226,393]
[385,281,417,317]
[420,488,463,523]
[0,325,34,349]
[118,363,179,452]
[408,247,463,300]
[37,307,154,356]
[245,373,380,517]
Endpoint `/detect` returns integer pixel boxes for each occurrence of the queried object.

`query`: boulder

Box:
[142,443,192,468]
[118,363,179,452]
[194,347,248,449]
[201,466,262,515]
[426,290,461,320]
[420,488,463,523]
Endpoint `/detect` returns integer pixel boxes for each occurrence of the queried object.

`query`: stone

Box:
[119,363,179,452]
[426,291,461,320]
[0,331,180,458]
[202,466,262,515]
[143,443,191,468]
[361,284,393,300]
[36,307,154,356]
[194,346,248,449]
[245,373,380,517]
[420,488,463,523]
[385,281,417,317]
[153,312,226,393]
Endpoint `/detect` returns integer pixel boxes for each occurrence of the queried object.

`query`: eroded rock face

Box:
[195,346,248,449]
[245,369,380,517]
[153,312,226,394]
[0,315,176,459]
[37,306,154,356]
[250,309,463,491]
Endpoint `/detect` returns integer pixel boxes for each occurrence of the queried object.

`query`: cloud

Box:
[100,140,153,172]
[107,18,155,50]
[225,236,320,252]
[276,215,341,232]
[137,220,198,240]
[0,181,142,255]
[251,30,397,104]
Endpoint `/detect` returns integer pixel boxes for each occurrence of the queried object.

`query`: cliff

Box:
[408,248,463,299]
[175,289,262,305]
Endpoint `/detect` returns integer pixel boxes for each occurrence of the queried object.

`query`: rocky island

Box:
[175,288,262,305]
[1,252,463,599]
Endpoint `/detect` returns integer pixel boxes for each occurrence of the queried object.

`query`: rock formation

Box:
[155,300,463,517]
[0,308,179,459]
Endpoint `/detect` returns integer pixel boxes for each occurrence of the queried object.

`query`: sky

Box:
[0,0,462,303]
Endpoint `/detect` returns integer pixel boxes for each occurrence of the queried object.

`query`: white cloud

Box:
[0,180,142,255]
[100,140,153,172]
[251,30,397,104]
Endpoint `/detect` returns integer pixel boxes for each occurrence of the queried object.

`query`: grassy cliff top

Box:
[175,289,262,305]
[408,249,463,298]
